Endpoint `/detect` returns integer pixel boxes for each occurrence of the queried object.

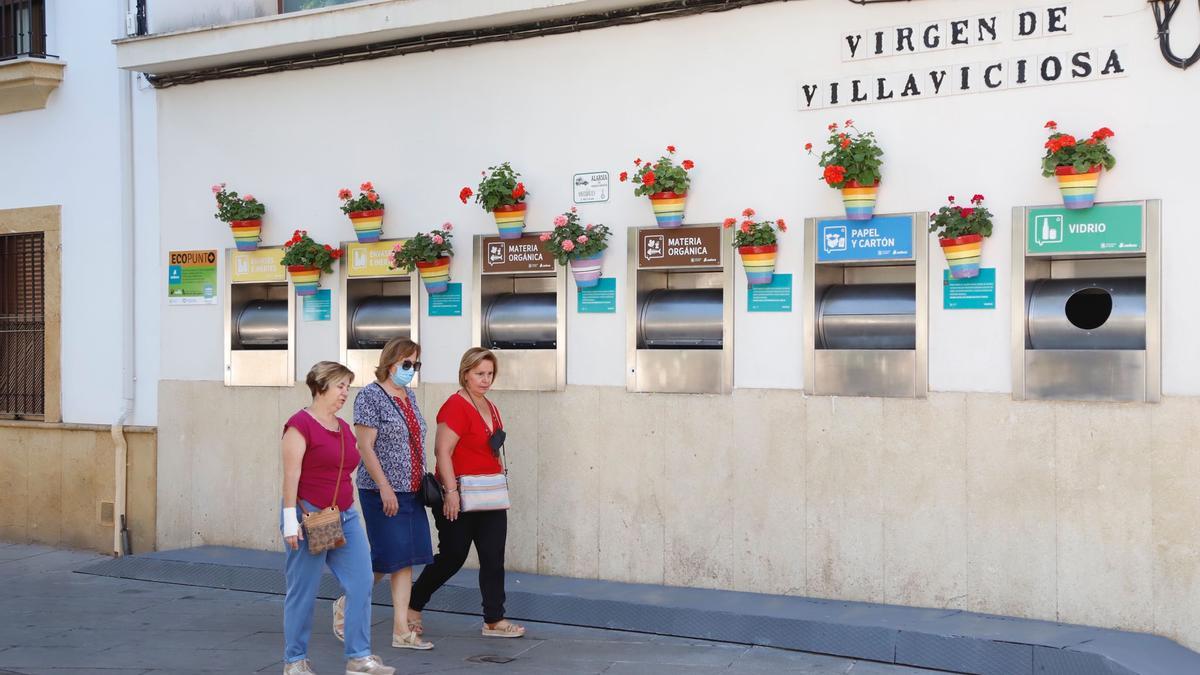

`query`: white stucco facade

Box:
[0,0,159,426]
[144,0,1198,394]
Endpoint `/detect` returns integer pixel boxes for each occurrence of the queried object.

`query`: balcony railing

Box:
[1,0,53,61]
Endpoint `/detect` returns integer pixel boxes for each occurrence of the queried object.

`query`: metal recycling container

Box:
[482,292,557,349]
[349,295,411,349]
[638,288,724,349]
[1027,277,1145,350]
[817,283,916,350]
[235,299,288,348]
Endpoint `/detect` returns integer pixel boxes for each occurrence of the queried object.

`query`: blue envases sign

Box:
[816,215,914,262]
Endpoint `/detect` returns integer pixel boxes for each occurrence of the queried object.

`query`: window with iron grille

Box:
[0,232,45,418]
[1,0,47,60]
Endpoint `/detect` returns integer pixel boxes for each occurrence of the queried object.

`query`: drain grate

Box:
[466,655,515,665]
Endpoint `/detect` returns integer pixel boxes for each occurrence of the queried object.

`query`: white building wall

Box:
[0,1,159,426]
[152,0,1199,394]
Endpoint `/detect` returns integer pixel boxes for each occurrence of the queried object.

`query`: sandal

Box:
[332,595,346,642]
[406,620,423,635]
[392,630,433,650]
[482,620,525,638]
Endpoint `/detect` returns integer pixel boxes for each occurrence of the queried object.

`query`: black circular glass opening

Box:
[1065,288,1112,330]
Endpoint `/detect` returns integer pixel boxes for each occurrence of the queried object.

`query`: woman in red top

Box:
[407,347,526,639]
[280,361,394,675]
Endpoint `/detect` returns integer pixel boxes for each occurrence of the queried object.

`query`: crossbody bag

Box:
[458,397,510,513]
[299,419,346,554]
[376,383,443,508]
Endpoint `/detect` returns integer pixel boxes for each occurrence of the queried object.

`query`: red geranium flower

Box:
[634,158,642,166]
[971,194,985,204]
[1092,127,1115,140]
[742,207,755,218]
[960,208,975,217]
[338,188,353,200]
[360,181,374,192]
[841,138,851,149]
[723,217,736,229]
[845,119,854,127]
[459,187,473,204]
[642,171,656,187]
[777,219,787,232]
[666,145,676,153]
[823,165,846,186]
[828,122,838,131]
[948,195,955,203]
[324,244,332,251]
[1045,120,1057,129]
[740,221,753,233]
[804,142,813,152]
[619,171,628,182]
[681,159,694,170]
[511,182,526,199]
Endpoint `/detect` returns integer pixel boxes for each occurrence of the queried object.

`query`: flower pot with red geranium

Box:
[619,145,694,228]
[928,194,993,280]
[540,207,611,289]
[1041,121,1116,210]
[212,183,266,251]
[459,163,529,239]
[338,181,385,243]
[279,230,342,296]
[725,207,786,286]
[806,120,884,221]
[390,223,455,294]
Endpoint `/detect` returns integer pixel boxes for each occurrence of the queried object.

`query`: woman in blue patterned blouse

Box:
[332,338,434,650]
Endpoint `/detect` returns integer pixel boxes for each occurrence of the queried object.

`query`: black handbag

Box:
[377,383,441,508]
[421,472,443,508]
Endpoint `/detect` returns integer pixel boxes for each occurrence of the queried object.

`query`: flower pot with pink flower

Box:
[725,207,786,286]
[1041,121,1116,210]
[929,194,993,280]
[339,181,385,243]
[542,208,611,289]
[390,223,455,294]
[212,183,266,251]
[806,120,884,221]
[460,163,529,239]
[279,230,342,296]
[619,146,694,228]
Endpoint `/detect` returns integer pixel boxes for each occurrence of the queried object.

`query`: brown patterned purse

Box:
[299,422,346,554]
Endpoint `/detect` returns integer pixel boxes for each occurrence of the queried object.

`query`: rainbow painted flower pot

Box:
[738,244,778,286]
[939,234,984,279]
[229,219,262,252]
[348,209,384,243]
[415,256,452,294]
[841,180,879,221]
[1055,165,1102,210]
[569,252,604,288]
[647,191,687,228]
[287,265,321,296]
[492,203,527,239]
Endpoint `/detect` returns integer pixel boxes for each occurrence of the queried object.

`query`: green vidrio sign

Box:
[1027,204,1143,255]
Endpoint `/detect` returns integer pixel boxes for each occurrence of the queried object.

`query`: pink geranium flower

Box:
[576,235,588,244]
[561,240,575,252]
[554,215,568,227]
[431,234,443,245]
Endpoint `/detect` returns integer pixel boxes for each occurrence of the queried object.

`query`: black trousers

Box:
[409,508,507,623]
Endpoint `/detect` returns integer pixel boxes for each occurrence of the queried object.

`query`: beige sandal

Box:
[392,630,433,650]
[406,619,423,635]
[482,620,525,638]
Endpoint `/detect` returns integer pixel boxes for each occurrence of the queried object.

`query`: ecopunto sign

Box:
[800,4,1127,109]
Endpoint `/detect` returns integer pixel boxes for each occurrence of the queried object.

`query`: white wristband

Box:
[282,507,299,537]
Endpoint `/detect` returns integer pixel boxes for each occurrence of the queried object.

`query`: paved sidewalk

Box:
[0,543,950,674]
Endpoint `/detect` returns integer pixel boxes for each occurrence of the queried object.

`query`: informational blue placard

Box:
[578,277,616,313]
[747,273,792,312]
[816,215,914,262]
[428,282,463,316]
[943,268,996,310]
[302,289,331,321]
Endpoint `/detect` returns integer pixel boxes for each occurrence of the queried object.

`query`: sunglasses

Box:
[399,360,422,372]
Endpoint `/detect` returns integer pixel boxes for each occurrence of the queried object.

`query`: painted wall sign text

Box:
[842,5,1072,62]
[805,4,1126,109]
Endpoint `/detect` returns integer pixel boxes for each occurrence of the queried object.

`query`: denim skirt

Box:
[358,488,434,573]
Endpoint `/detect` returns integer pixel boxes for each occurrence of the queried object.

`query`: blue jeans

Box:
[282,501,373,663]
